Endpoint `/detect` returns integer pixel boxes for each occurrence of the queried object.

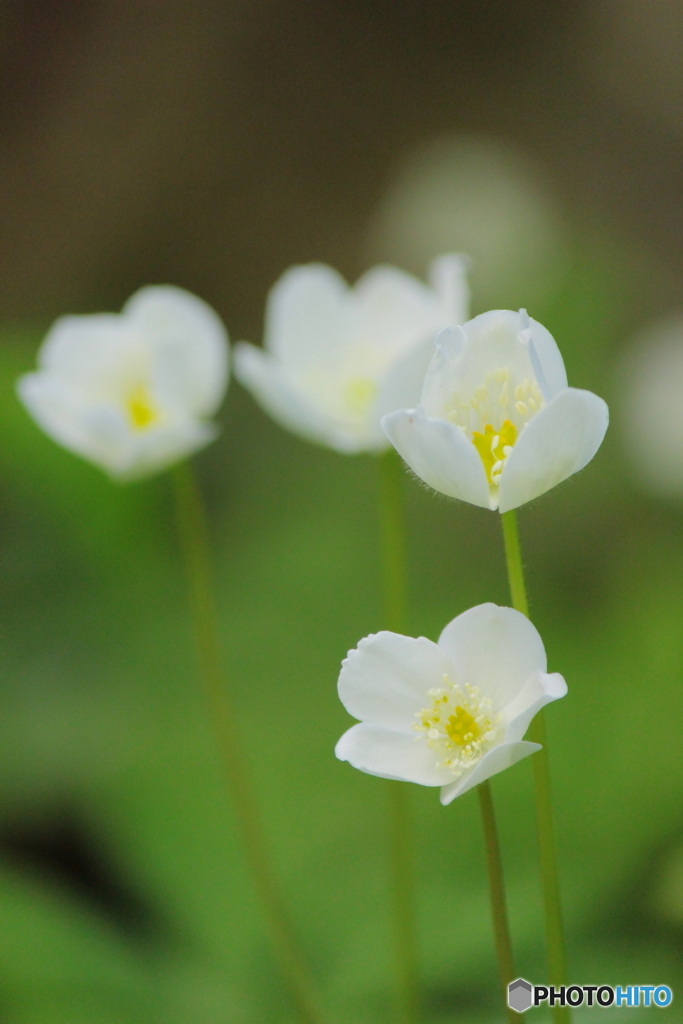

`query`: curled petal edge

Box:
[440,740,541,805]
[498,387,609,513]
[382,407,491,508]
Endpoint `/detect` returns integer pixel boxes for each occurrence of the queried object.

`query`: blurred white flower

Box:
[617,312,683,499]
[365,135,564,313]
[18,286,229,480]
[382,309,609,512]
[335,603,566,805]
[233,255,469,454]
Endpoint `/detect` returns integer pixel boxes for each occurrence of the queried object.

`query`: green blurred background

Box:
[1,1,683,1021]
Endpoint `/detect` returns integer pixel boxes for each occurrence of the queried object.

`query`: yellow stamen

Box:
[472,419,517,485]
[414,677,498,778]
[126,384,158,430]
[446,706,481,745]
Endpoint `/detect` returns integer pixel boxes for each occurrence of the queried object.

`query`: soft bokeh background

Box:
[1,1,683,1021]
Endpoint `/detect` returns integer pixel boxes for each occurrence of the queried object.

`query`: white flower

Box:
[17,286,229,480]
[382,309,609,512]
[365,134,564,314]
[616,312,683,500]
[335,603,566,805]
[233,255,469,454]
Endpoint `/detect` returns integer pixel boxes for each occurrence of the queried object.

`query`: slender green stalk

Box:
[478,782,518,1024]
[378,449,409,635]
[377,449,420,1024]
[500,511,529,618]
[171,461,326,1024]
[500,509,570,1024]
[387,781,420,1024]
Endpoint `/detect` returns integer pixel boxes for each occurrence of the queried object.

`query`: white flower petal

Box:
[233,342,371,453]
[265,264,349,371]
[336,723,454,786]
[338,632,452,732]
[353,264,453,356]
[108,422,217,481]
[374,335,437,423]
[518,311,567,399]
[18,373,124,466]
[497,387,609,513]
[502,671,567,742]
[35,315,138,397]
[437,604,547,714]
[124,286,229,417]
[418,308,568,419]
[382,407,491,507]
[418,326,467,415]
[423,311,537,413]
[439,741,540,804]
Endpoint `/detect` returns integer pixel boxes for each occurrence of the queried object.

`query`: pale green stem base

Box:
[500,509,570,1024]
[388,780,420,1024]
[478,782,518,1024]
[378,450,420,1024]
[172,462,325,1024]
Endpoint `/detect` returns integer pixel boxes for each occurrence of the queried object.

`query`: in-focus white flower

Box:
[233,255,469,454]
[335,603,566,805]
[382,309,609,512]
[18,286,229,480]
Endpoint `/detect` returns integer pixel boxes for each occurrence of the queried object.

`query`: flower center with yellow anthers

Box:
[344,377,377,417]
[126,384,159,431]
[445,369,545,490]
[472,420,517,486]
[446,705,481,745]
[414,675,499,779]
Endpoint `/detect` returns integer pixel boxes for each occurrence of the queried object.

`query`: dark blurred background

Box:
[2,0,683,325]
[1,1,683,1022]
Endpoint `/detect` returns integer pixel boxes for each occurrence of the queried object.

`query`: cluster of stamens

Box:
[414,675,499,778]
[445,369,545,489]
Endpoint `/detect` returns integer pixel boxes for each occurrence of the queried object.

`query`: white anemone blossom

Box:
[382,309,609,512]
[17,286,229,480]
[233,255,469,454]
[336,603,566,805]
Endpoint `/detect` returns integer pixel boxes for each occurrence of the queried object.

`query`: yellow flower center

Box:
[414,675,499,778]
[472,420,518,486]
[445,369,545,491]
[126,384,158,431]
[445,706,482,745]
[344,377,377,416]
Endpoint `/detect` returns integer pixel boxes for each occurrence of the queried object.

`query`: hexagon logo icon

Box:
[508,978,533,1013]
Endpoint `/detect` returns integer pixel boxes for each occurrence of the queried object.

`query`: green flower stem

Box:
[378,449,409,635]
[378,449,420,1024]
[171,461,326,1024]
[500,509,570,1024]
[478,781,518,1024]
